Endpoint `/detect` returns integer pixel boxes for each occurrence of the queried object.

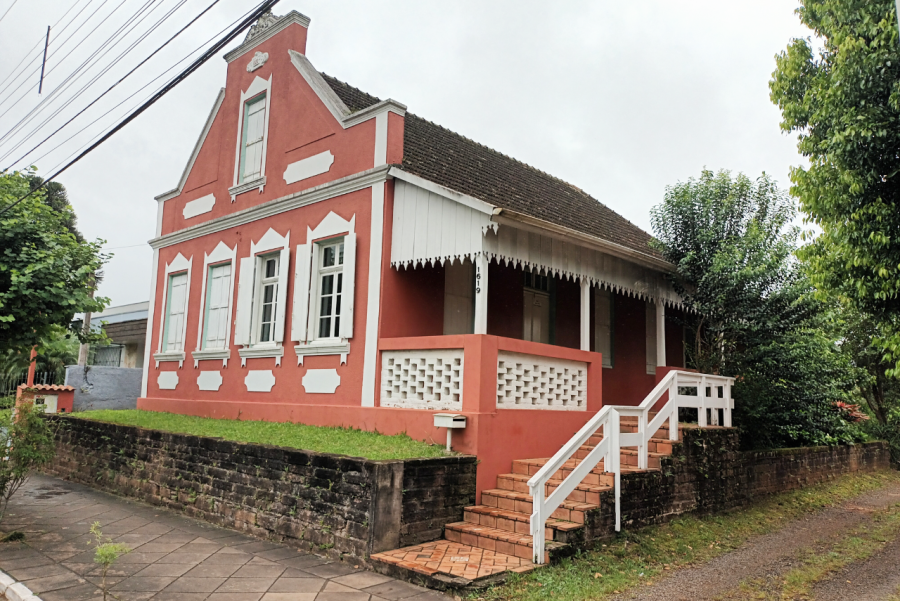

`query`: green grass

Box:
[473,471,900,601]
[72,409,448,461]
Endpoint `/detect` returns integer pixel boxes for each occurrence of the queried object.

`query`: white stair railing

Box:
[528,406,620,564]
[527,370,734,564]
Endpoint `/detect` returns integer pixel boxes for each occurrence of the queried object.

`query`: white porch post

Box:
[656,300,666,368]
[580,279,590,351]
[474,253,489,334]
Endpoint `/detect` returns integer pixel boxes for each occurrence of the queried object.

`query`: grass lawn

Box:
[473,470,900,601]
[72,409,448,461]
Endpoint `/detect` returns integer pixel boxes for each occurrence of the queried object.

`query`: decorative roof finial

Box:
[244,10,281,43]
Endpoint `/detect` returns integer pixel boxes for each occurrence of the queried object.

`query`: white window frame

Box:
[253,252,281,347]
[154,253,192,368]
[292,212,357,365]
[229,75,272,201]
[192,242,237,368]
[235,228,290,366]
[310,237,346,342]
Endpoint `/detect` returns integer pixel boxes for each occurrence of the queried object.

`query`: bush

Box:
[0,401,57,524]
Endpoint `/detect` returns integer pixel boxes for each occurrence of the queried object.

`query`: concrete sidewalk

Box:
[0,474,450,601]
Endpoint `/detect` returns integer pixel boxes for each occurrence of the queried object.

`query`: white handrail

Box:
[527,370,734,564]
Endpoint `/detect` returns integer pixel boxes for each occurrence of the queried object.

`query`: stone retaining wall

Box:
[585,428,891,539]
[44,416,476,561]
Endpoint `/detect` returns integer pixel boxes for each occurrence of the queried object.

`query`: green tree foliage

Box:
[770,0,900,374]
[0,169,109,352]
[0,326,80,377]
[651,170,861,448]
[0,401,57,524]
[26,174,83,241]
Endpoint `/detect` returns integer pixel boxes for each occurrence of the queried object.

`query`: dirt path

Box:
[810,532,900,601]
[614,481,900,601]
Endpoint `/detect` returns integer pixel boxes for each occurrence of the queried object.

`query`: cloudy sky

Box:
[0,0,811,307]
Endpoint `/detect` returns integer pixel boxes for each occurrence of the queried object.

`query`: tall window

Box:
[163,272,188,351]
[240,93,266,183]
[255,254,280,344]
[316,240,344,339]
[202,263,232,349]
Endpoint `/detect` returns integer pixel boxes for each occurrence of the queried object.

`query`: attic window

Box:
[240,93,267,183]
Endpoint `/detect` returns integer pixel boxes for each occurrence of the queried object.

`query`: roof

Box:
[320,74,664,263]
[73,302,150,327]
[21,384,75,392]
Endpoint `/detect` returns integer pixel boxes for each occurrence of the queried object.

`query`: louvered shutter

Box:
[233,257,255,346]
[273,246,291,343]
[339,233,356,339]
[291,244,312,342]
[645,301,657,375]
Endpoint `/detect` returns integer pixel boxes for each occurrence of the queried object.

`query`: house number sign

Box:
[476,266,482,293]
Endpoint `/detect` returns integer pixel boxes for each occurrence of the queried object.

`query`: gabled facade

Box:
[140,10,687,496]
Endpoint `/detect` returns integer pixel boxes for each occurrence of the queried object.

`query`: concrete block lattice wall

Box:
[45,416,476,561]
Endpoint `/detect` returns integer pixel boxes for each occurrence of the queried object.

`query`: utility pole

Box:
[78,283,95,366]
[38,25,50,94]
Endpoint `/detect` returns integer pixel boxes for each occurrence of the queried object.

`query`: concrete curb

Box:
[0,569,42,601]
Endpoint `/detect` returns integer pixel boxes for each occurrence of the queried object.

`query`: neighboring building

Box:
[141,11,690,497]
[76,302,149,368]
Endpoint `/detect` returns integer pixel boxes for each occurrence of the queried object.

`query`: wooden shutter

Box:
[291,244,312,342]
[645,300,657,375]
[233,257,255,346]
[339,233,357,339]
[273,246,290,343]
[595,288,612,368]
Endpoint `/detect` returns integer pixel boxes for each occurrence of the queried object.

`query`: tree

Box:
[770,0,900,374]
[0,169,109,352]
[26,174,83,241]
[651,169,861,448]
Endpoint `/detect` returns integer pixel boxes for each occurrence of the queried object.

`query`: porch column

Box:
[656,300,666,367]
[580,279,590,351]
[474,253,489,334]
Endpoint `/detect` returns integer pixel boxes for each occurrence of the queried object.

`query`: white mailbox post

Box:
[433,413,466,452]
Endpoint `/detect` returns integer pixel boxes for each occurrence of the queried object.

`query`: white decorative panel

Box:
[496,351,587,411]
[182,194,216,219]
[197,371,223,391]
[380,350,464,411]
[302,369,340,394]
[245,370,275,392]
[157,372,179,390]
[283,150,335,185]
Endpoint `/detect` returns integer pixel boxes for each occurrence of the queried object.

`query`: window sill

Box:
[294,340,350,366]
[229,176,266,201]
[238,344,284,367]
[192,348,231,368]
[154,351,185,368]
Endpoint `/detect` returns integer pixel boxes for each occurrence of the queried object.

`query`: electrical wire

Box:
[28,2,267,172]
[0,0,280,218]
[2,0,221,169]
[0,0,20,26]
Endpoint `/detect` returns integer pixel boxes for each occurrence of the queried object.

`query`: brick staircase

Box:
[371,414,683,588]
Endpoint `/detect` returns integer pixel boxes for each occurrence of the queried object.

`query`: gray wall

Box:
[65,365,142,411]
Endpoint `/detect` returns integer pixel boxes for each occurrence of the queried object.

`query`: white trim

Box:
[302,369,341,394]
[157,371,179,390]
[183,194,216,219]
[294,340,350,366]
[192,348,231,368]
[251,227,290,256]
[232,75,273,199]
[155,253,193,364]
[228,176,266,201]
[141,236,161,396]
[474,253,489,334]
[656,300,666,368]
[154,351,185,369]
[155,89,225,202]
[197,370,223,391]
[224,11,310,63]
[194,241,237,360]
[580,279,590,351]
[246,51,268,72]
[238,345,284,367]
[374,111,388,167]
[283,150,334,185]
[288,50,406,130]
[150,165,389,249]
[388,168,495,216]
[361,183,385,407]
[244,369,276,392]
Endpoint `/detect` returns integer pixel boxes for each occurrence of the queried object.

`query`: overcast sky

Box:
[0,0,811,307]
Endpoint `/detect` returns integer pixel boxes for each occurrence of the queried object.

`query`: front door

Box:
[523,272,550,344]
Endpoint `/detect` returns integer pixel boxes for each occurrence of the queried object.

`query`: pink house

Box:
[140,11,707,540]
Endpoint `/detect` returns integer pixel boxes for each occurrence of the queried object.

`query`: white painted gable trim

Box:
[283,150,334,185]
[388,167,495,216]
[155,253,193,367]
[251,227,290,256]
[193,241,237,366]
[224,11,310,63]
[309,211,355,241]
[156,89,225,202]
[231,74,273,201]
[288,50,407,130]
[183,194,216,219]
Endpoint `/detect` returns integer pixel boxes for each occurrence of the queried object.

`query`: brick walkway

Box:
[0,474,450,601]
[371,541,534,580]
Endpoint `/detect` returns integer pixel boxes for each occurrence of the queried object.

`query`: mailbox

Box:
[434,413,466,452]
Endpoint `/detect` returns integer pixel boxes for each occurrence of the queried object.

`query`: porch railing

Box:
[528,369,734,563]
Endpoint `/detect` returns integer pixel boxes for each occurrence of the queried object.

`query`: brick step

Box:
[496,472,612,505]
[481,488,597,523]
[462,505,583,544]
[444,521,568,563]
[580,437,676,456]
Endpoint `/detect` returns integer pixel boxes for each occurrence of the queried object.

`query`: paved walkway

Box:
[0,474,450,601]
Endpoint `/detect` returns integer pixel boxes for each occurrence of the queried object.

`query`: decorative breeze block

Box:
[380,349,464,411]
[496,351,587,410]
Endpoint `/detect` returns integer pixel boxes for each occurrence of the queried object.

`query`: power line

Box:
[2,0,215,168]
[0,0,281,218]
[0,0,19,26]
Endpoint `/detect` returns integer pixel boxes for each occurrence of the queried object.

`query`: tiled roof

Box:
[320,74,663,262]
[21,384,75,391]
